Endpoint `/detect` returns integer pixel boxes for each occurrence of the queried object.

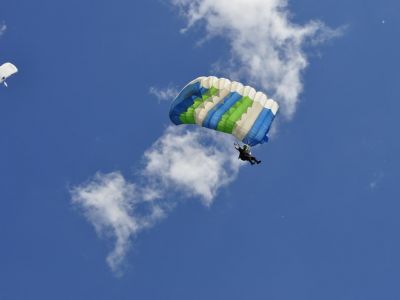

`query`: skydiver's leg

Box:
[241,153,256,165]
[243,154,253,164]
[245,155,254,165]
[250,156,261,164]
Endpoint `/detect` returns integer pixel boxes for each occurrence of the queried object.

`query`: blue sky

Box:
[1,0,400,299]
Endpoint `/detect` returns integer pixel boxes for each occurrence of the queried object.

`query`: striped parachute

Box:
[169,76,279,146]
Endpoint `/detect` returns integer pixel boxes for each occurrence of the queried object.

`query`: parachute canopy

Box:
[169,76,279,146]
[0,62,18,84]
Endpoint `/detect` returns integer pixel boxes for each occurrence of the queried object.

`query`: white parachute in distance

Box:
[0,62,18,87]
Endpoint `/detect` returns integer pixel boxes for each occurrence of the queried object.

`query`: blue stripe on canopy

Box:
[243,108,274,146]
[202,101,226,129]
[254,110,274,143]
[208,92,242,130]
[169,82,205,125]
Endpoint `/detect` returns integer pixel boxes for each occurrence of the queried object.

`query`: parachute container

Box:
[169,76,279,146]
[0,62,18,84]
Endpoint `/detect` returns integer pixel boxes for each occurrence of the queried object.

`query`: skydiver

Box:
[234,143,261,165]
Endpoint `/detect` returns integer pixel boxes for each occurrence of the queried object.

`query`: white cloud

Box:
[143,126,241,206]
[0,23,6,36]
[71,126,242,274]
[369,172,384,190]
[71,172,165,275]
[172,0,342,118]
[149,86,179,102]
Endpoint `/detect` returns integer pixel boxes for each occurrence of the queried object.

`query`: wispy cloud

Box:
[0,23,6,36]
[172,0,342,118]
[71,172,153,275]
[71,126,241,274]
[369,171,384,190]
[144,126,241,205]
[149,86,179,102]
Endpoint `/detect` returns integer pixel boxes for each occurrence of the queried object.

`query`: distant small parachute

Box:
[169,76,279,146]
[0,62,18,87]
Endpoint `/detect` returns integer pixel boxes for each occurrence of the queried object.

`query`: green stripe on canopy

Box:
[217,96,253,133]
[179,86,219,124]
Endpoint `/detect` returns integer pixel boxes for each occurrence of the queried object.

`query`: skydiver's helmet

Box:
[243,144,250,153]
